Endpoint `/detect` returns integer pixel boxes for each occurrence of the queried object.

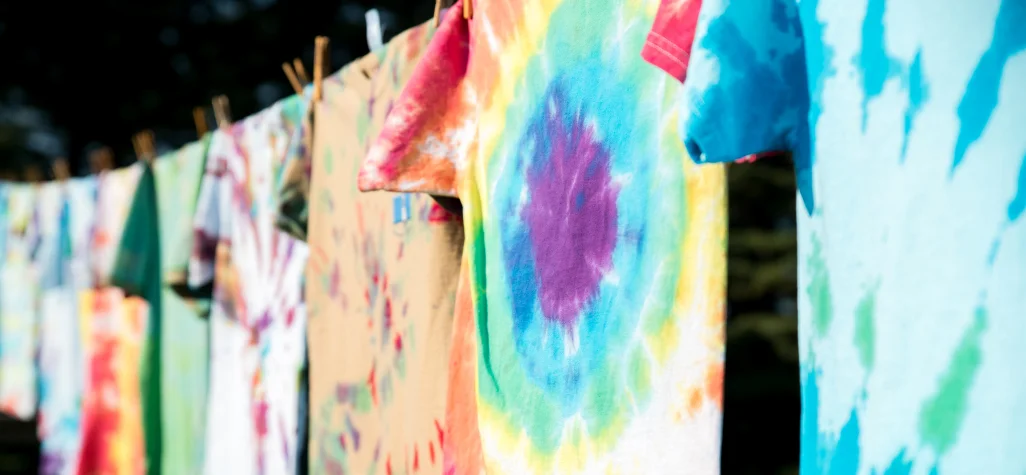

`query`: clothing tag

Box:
[393,194,411,224]
[366,9,384,53]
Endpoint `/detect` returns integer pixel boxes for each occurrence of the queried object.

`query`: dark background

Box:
[0,1,799,473]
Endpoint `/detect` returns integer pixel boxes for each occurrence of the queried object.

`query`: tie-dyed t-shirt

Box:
[189,98,309,475]
[682,0,1026,472]
[73,163,149,474]
[76,290,149,475]
[363,2,728,473]
[304,25,464,474]
[0,183,40,420]
[36,179,94,475]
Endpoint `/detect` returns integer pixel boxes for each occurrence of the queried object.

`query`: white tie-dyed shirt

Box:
[682,0,1026,472]
[189,96,309,475]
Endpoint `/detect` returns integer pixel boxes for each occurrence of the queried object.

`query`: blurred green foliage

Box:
[723,156,799,475]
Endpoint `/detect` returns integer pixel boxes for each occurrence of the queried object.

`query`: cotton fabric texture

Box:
[189,98,308,475]
[641,0,704,83]
[304,20,463,475]
[363,2,728,473]
[682,0,1026,472]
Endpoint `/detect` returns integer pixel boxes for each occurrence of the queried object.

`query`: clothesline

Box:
[0,0,476,187]
[3,0,1024,474]
[0,37,331,188]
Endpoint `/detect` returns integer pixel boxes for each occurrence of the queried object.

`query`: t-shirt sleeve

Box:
[187,130,228,290]
[357,2,472,198]
[680,0,810,177]
[110,163,158,300]
[642,0,704,83]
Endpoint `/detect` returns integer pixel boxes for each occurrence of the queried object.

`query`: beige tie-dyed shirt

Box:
[304,21,465,475]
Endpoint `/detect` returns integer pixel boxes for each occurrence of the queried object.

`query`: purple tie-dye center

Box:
[523,84,620,330]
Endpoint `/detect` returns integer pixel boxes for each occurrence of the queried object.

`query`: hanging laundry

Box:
[188,97,308,475]
[681,0,1026,472]
[111,137,212,475]
[362,1,728,473]
[36,178,93,475]
[93,164,145,286]
[66,178,100,292]
[0,183,41,421]
[76,163,149,475]
[301,19,463,475]
[76,290,149,475]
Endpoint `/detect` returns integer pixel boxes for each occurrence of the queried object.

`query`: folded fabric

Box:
[356,14,464,198]
[641,0,703,83]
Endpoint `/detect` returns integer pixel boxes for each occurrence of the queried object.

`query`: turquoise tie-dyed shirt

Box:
[682,0,1026,473]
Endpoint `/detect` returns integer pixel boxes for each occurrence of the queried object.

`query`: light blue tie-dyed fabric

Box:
[682,0,1026,473]
[37,179,95,475]
[0,184,41,420]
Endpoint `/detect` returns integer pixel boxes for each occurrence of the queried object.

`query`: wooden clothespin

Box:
[434,0,472,27]
[293,59,309,85]
[313,36,330,103]
[52,158,71,181]
[434,0,444,26]
[132,130,157,164]
[282,62,304,95]
[89,147,115,174]
[24,165,43,183]
[193,107,210,138]
[212,95,232,130]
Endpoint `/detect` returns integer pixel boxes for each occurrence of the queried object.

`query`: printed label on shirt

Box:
[393,194,411,224]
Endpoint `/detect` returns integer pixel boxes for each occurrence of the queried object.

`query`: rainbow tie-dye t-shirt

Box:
[362,1,727,472]
[77,289,149,475]
[682,0,1026,472]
